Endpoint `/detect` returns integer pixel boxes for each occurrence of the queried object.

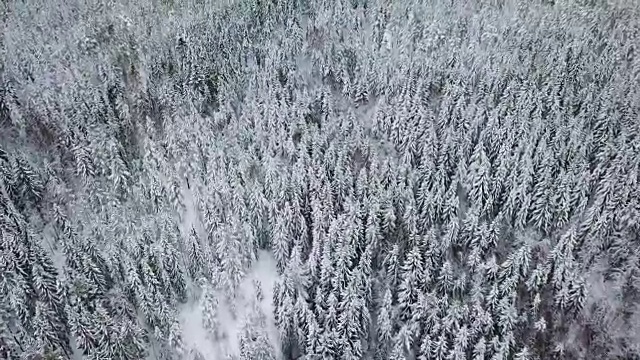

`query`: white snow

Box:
[178,251,280,360]
[178,183,280,359]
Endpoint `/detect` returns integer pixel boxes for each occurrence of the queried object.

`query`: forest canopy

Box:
[1,0,640,359]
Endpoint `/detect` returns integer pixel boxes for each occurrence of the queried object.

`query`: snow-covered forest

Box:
[1,0,640,359]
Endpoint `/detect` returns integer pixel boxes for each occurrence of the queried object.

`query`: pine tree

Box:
[397,245,423,321]
[376,288,394,358]
[68,302,97,357]
[186,227,205,279]
[272,206,292,274]
[200,279,223,342]
[466,141,491,210]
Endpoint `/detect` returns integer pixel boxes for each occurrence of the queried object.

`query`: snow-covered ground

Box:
[178,185,280,359]
[178,251,280,359]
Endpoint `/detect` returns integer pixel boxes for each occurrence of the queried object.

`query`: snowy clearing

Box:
[179,251,280,360]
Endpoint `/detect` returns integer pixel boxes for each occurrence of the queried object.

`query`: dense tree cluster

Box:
[2,0,640,359]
